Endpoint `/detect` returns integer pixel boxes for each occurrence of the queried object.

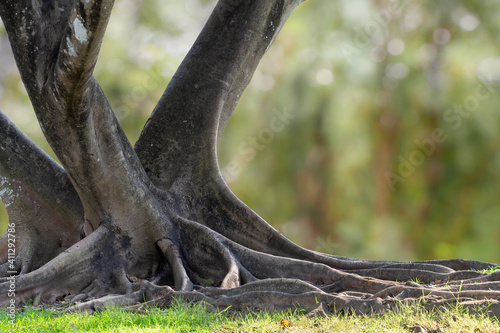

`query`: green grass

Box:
[479,266,500,275]
[0,299,499,333]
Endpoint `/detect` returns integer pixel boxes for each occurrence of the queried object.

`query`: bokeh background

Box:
[1,0,500,263]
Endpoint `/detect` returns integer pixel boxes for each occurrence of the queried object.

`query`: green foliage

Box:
[2,0,500,262]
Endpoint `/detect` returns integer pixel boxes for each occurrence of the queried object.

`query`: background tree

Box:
[1,0,500,316]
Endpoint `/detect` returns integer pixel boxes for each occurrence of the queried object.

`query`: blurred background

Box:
[1,0,500,263]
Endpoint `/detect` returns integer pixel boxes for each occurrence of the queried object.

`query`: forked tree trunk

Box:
[1,0,500,317]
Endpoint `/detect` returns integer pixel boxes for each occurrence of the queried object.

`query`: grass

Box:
[479,266,500,275]
[0,299,499,332]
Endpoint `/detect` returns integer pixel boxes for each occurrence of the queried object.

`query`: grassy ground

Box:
[0,299,499,333]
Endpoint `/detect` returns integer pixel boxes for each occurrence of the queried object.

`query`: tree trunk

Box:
[1,0,499,317]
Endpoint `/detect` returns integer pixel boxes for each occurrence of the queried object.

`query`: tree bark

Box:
[1,0,499,318]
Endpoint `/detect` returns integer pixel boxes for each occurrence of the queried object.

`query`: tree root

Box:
[0,226,133,305]
[4,213,493,319]
[63,275,500,318]
[1,183,499,318]
[175,175,497,276]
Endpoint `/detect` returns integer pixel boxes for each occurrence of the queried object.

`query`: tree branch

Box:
[51,0,114,107]
[0,111,82,221]
[215,0,304,138]
[135,0,305,189]
[2,1,159,232]
[0,111,83,273]
[0,0,74,97]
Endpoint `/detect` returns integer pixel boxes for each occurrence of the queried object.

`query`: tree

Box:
[1,0,499,316]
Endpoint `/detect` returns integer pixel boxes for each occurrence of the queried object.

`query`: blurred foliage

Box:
[1,0,500,263]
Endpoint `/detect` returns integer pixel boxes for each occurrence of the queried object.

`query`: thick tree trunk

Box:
[1,0,499,317]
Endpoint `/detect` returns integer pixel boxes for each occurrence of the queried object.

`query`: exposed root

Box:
[179,176,498,277]
[0,226,132,305]
[1,182,499,318]
[350,267,483,284]
[65,279,390,315]
[63,274,500,319]
[157,238,193,291]
[1,150,499,318]
[14,214,494,319]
